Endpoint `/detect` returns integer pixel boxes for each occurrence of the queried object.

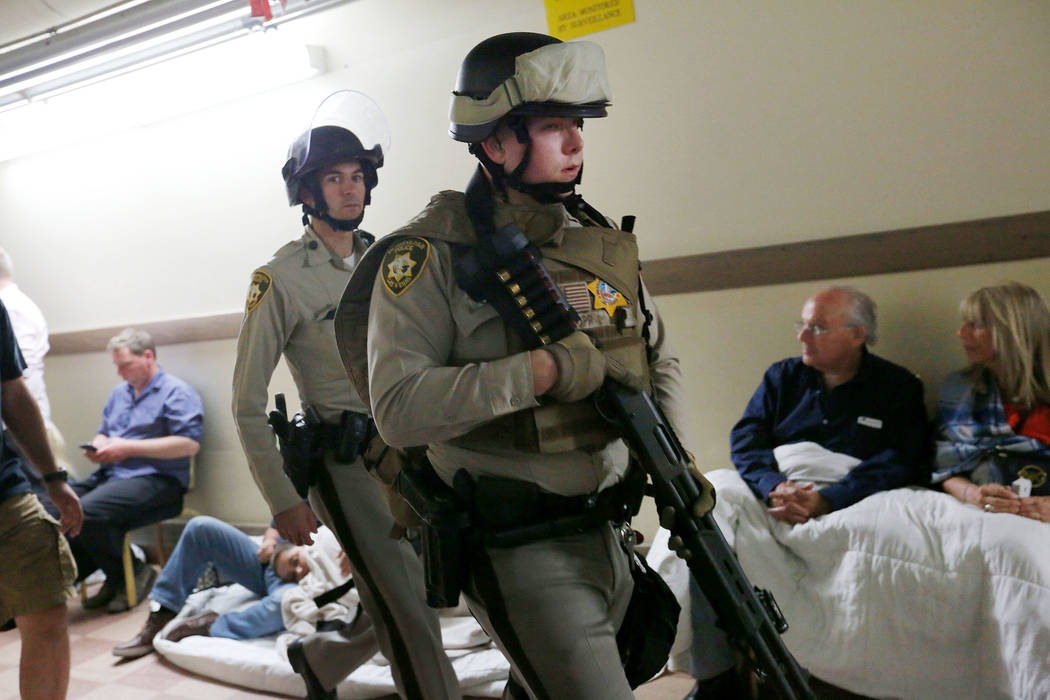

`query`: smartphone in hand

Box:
[78,443,98,452]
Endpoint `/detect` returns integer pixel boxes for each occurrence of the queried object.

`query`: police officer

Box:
[232,91,460,700]
[336,34,690,699]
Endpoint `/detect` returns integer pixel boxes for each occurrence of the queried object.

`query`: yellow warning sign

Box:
[546,0,635,40]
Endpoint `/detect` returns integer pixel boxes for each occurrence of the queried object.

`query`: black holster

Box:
[395,459,473,608]
[268,395,324,499]
[268,391,376,497]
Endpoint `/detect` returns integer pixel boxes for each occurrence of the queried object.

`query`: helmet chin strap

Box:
[506,174,577,203]
[301,179,367,231]
[301,204,364,232]
[468,139,609,229]
[470,122,582,205]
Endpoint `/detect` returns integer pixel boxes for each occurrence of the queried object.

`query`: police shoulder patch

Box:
[382,237,431,296]
[245,270,272,313]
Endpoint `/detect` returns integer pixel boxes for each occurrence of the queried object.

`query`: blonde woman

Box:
[932,281,1050,521]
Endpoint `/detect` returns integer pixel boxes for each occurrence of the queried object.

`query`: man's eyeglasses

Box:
[794,322,854,336]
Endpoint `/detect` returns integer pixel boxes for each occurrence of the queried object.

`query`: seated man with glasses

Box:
[679,286,931,698]
[732,286,930,524]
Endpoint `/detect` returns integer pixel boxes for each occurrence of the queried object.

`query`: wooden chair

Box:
[152,455,200,566]
[78,531,139,607]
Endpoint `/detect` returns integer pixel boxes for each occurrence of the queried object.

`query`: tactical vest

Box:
[335,191,649,454]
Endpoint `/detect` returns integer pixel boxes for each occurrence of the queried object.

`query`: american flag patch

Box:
[562,281,592,313]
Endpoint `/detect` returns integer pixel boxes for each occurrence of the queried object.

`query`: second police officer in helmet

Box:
[337,34,691,699]
[232,92,461,700]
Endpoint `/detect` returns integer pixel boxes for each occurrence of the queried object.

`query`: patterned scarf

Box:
[931,370,1050,484]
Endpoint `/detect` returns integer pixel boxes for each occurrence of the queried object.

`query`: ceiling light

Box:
[0,0,351,112]
[0,29,326,162]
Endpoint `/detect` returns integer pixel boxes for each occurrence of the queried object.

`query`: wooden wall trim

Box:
[642,210,1050,296]
[48,210,1050,355]
[49,312,244,356]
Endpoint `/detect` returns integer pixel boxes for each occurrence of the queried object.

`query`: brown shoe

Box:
[166,611,219,643]
[112,607,177,658]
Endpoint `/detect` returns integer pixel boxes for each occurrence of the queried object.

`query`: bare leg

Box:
[15,604,70,700]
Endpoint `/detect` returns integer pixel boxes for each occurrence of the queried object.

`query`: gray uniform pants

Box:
[307,454,461,699]
[298,611,381,690]
[465,524,635,700]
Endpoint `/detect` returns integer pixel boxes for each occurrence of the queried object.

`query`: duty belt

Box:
[316,411,375,463]
[472,466,645,548]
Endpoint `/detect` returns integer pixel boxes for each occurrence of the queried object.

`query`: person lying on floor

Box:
[114,515,378,700]
[112,515,308,658]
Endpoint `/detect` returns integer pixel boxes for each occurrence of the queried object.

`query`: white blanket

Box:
[648,468,1050,700]
[773,440,859,486]
[154,584,509,698]
[153,531,509,698]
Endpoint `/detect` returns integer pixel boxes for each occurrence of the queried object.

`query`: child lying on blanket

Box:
[112,516,378,699]
[112,515,312,659]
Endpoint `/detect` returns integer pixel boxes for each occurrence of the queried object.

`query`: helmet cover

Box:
[449,33,611,143]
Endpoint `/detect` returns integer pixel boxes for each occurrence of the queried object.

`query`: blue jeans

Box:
[149,515,293,640]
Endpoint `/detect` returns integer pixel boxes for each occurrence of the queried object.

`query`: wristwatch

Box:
[42,469,68,483]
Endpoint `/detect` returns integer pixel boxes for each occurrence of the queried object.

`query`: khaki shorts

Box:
[0,492,77,620]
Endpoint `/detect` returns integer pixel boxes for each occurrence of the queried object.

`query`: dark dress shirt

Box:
[0,299,30,503]
[730,349,929,511]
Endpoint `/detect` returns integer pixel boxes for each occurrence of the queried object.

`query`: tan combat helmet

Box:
[449,32,611,143]
[449,32,612,199]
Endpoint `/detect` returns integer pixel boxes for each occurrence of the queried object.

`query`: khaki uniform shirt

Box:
[361,194,687,497]
[232,226,370,515]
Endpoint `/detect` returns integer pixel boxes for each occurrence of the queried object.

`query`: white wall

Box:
[2,0,1048,530]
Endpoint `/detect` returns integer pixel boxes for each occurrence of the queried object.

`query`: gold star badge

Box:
[387,254,416,282]
[586,277,628,317]
[382,237,431,296]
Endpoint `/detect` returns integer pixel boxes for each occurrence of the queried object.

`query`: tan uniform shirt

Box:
[232,226,370,515]
[364,197,687,497]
